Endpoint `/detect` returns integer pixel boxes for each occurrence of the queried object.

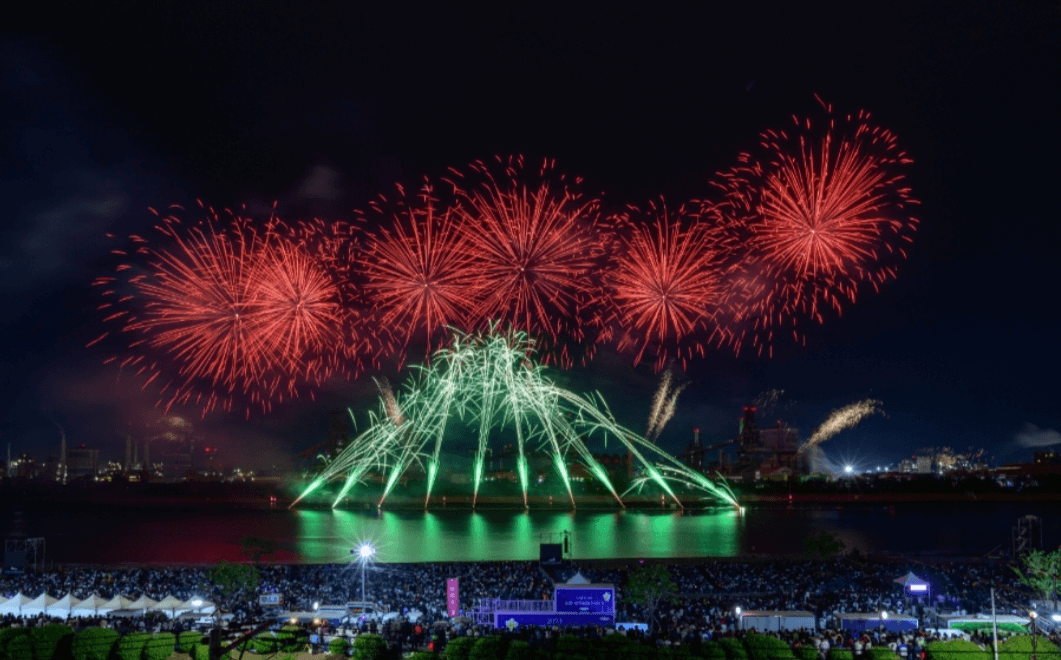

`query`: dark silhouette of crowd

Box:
[0,556,1046,650]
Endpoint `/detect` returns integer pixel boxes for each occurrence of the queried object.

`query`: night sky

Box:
[2,2,1059,470]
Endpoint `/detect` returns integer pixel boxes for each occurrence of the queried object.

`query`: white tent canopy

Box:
[71,594,109,618]
[0,593,32,615]
[102,595,133,612]
[23,593,59,617]
[152,595,191,618]
[178,597,216,614]
[49,594,83,619]
[128,596,159,613]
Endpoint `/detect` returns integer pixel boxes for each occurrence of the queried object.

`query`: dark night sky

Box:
[1,2,1059,470]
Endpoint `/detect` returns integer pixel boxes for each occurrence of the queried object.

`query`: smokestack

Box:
[144,441,150,474]
[125,435,132,472]
[133,442,138,469]
[693,427,700,447]
[6,443,10,477]
[59,431,67,483]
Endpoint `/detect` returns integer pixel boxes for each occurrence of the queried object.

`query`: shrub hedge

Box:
[144,633,176,660]
[999,635,1061,660]
[176,631,201,654]
[446,636,478,660]
[925,640,991,660]
[72,628,120,660]
[329,637,350,656]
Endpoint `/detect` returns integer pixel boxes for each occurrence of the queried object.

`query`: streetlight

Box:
[1052,614,1061,622]
[880,611,888,633]
[354,543,376,610]
[1029,612,1039,660]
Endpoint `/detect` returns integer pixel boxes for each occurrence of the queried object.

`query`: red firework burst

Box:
[357,180,479,359]
[446,156,607,365]
[605,199,734,370]
[93,205,356,416]
[716,97,918,355]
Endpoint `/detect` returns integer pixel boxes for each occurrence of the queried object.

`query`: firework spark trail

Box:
[646,367,688,440]
[291,328,739,510]
[446,156,607,367]
[605,200,735,370]
[715,97,918,356]
[95,206,357,416]
[95,104,919,417]
[373,377,404,426]
[799,398,884,453]
[358,181,480,359]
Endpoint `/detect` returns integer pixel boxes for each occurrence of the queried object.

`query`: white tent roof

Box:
[49,593,82,617]
[152,595,188,615]
[177,598,217,615]
[23,593,59,616]
[565,572,591,584]
[894,571,929,587]
[71,594,109,616]
[0,593,32,615]
[102,595,134,611]
[128,595,159,611]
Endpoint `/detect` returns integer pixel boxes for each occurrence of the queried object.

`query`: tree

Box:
[1011,548,1061,610]
[625,564,677,630]
[207,560,260,598]
[803,530,846,559]
[240,536,279,564]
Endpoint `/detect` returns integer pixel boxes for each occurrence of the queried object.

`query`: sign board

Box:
[494,611,614,629]
[259,594,283,606]
[539,543,563,566]
[554,587,615,614]
[446,578,460,618]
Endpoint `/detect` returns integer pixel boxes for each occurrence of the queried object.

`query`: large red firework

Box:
[604,199,735,370]
[446,156,608,366]
[92,205,356,416]
[357,180,479,360]
[716,97,918,355]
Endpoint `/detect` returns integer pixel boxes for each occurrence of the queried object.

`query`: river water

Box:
[4,501,1056,566]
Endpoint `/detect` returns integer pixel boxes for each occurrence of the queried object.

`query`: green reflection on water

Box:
[294,508,741,563]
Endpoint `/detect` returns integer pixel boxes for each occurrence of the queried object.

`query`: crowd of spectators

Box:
[0,557,1047,651]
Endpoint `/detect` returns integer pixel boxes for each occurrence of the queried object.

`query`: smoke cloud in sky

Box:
[1015,423,1061,448]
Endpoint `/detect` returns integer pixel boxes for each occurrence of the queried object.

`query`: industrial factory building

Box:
[683,405,808,480]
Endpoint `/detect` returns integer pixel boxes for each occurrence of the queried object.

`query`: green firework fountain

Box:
[291,329,740,510]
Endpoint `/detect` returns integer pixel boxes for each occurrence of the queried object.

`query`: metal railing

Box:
[478,598,554,612]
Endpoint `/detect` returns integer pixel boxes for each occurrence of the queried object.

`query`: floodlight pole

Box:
[991,587,999,660]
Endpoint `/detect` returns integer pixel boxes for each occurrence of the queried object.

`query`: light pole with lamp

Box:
[735,607,742,632]
[354,543,376,612]
[1029,611,1038,660]
[880,610,888,634]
